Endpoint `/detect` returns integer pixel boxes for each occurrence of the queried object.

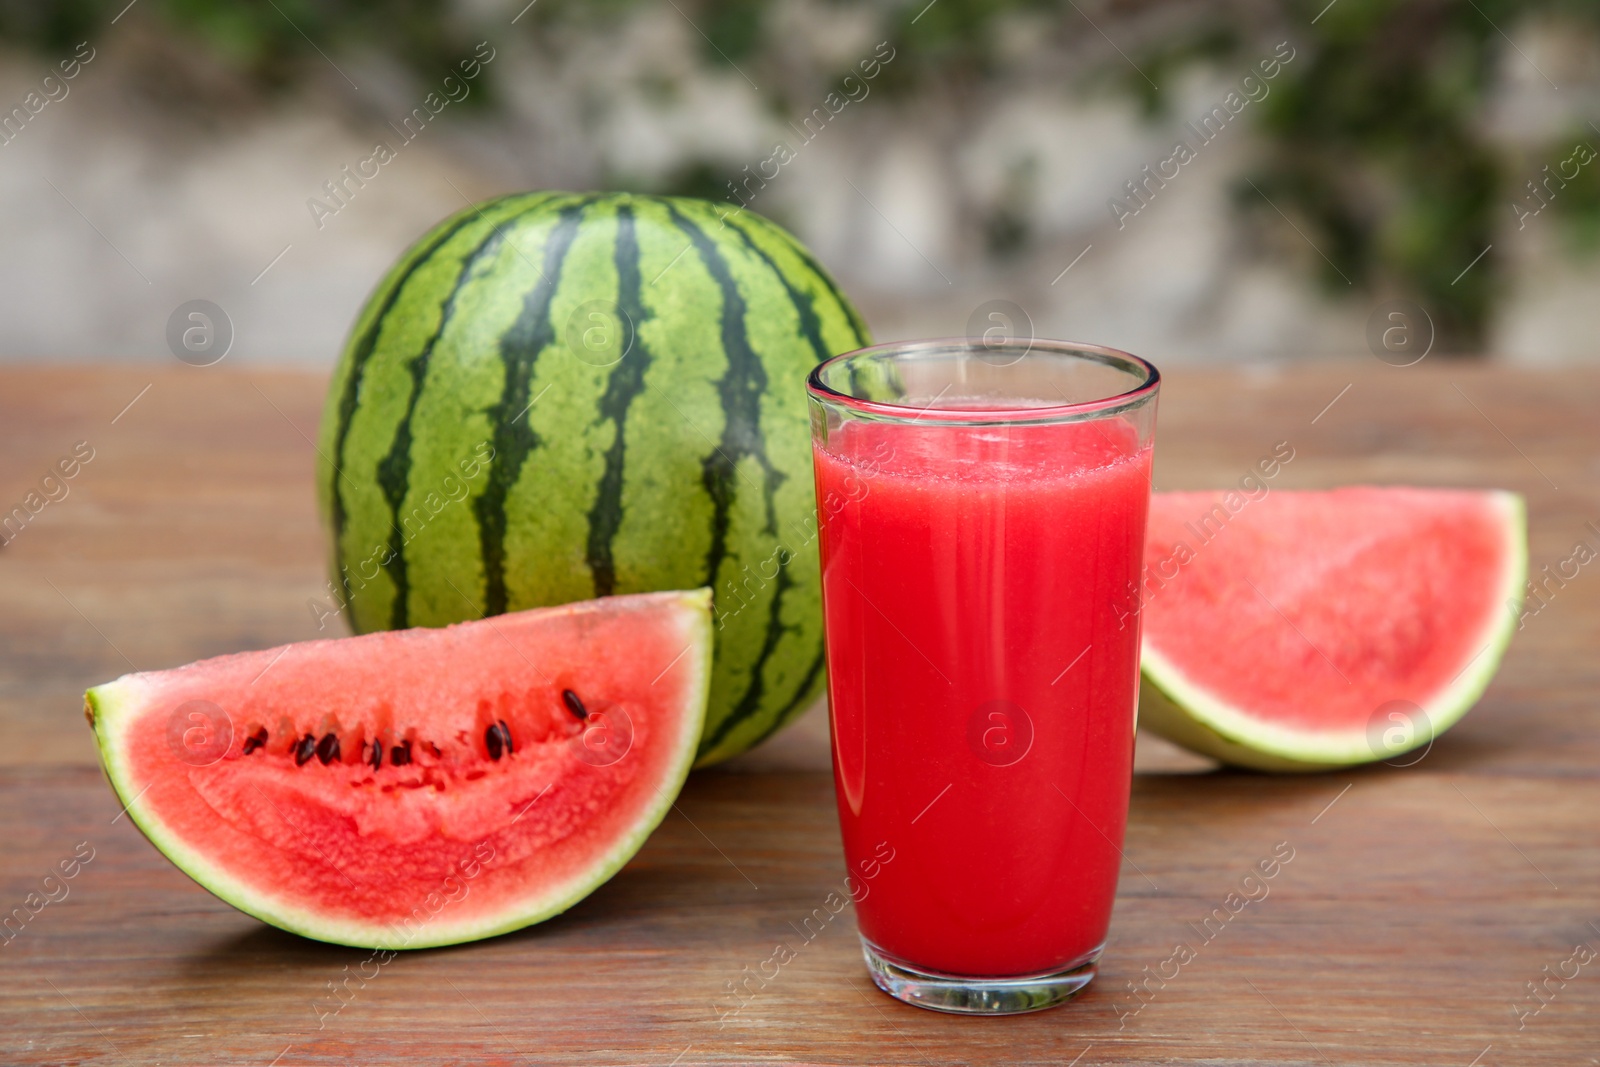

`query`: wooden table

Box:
[2,362,1594,1066]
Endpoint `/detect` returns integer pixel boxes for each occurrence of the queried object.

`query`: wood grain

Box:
[1,363,1595,1066]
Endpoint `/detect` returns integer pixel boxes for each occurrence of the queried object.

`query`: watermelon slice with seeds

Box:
[85,590,711,948]
[1137,488,1525,771]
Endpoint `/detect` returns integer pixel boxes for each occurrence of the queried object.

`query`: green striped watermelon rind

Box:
[1137,491,1527,772]
[84,590,713,949]
[316,193,870,768]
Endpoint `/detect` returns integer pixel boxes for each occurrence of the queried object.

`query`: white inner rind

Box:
[89,589,713,950]
[1138,492,1527,769]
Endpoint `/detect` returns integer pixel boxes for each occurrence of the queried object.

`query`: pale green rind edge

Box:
[1137,492,1527,772]
[85,588,713,949]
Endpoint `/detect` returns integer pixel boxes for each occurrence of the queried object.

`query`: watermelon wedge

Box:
[85,590,711,948]
[1136,489,1525,771]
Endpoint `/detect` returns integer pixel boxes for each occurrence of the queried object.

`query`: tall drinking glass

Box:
[807,337,1159,1014]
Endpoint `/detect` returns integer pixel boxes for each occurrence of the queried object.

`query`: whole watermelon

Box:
[315,192,869,765]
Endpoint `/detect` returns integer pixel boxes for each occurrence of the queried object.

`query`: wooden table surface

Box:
[1,362,1595,1066]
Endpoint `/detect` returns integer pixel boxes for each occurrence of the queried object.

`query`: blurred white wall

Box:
[0,4,1597,366]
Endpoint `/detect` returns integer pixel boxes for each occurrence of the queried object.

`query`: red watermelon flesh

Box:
[1137,488,1524,770]
[86,590,711,948]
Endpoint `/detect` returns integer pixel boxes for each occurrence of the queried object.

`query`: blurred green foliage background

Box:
[5,0,1599,354]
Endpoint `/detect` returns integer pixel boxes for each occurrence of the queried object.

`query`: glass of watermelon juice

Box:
[806,337,1159,1014]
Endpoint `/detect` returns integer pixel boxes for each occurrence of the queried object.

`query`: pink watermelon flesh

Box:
[86,590,711,948]
[1138,488,1524,769]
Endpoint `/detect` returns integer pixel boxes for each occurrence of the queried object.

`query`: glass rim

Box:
[806,337,1161,425]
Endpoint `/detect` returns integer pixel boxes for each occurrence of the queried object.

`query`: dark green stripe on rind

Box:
[667,203,781,551]
[374,221,518,629]
[701,558,797,754]
[599,196,724,683]
[321,206,486,609]
[585,202,654,598]
[675,200,868,760]
[681,206,808,757]
[667,199,849,761]
[326,194,554,628]
[721,218,841,371]
[391,195,595,629]
[721,208,871,355]
[691,211,862,749]
[323,191,868,766]
[663,205,788,753]
[494,198,626,616]
[475,199,594,616]
[743,646,826,751]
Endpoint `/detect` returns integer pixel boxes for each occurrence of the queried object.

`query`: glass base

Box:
[861,939,1100,1015]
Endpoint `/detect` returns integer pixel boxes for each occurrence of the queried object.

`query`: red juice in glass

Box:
[806,338,1159,1014]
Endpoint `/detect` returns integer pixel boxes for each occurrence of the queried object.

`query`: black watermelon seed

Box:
[367,740,383,770]
[316,733,341,765]
[562,689,588,720]
[294,733,317,766]
[391,741,412,766]
[485,722,506,761]
[242,727,268,755]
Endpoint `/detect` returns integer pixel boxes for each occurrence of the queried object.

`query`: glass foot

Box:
[861,939,1099,1015]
